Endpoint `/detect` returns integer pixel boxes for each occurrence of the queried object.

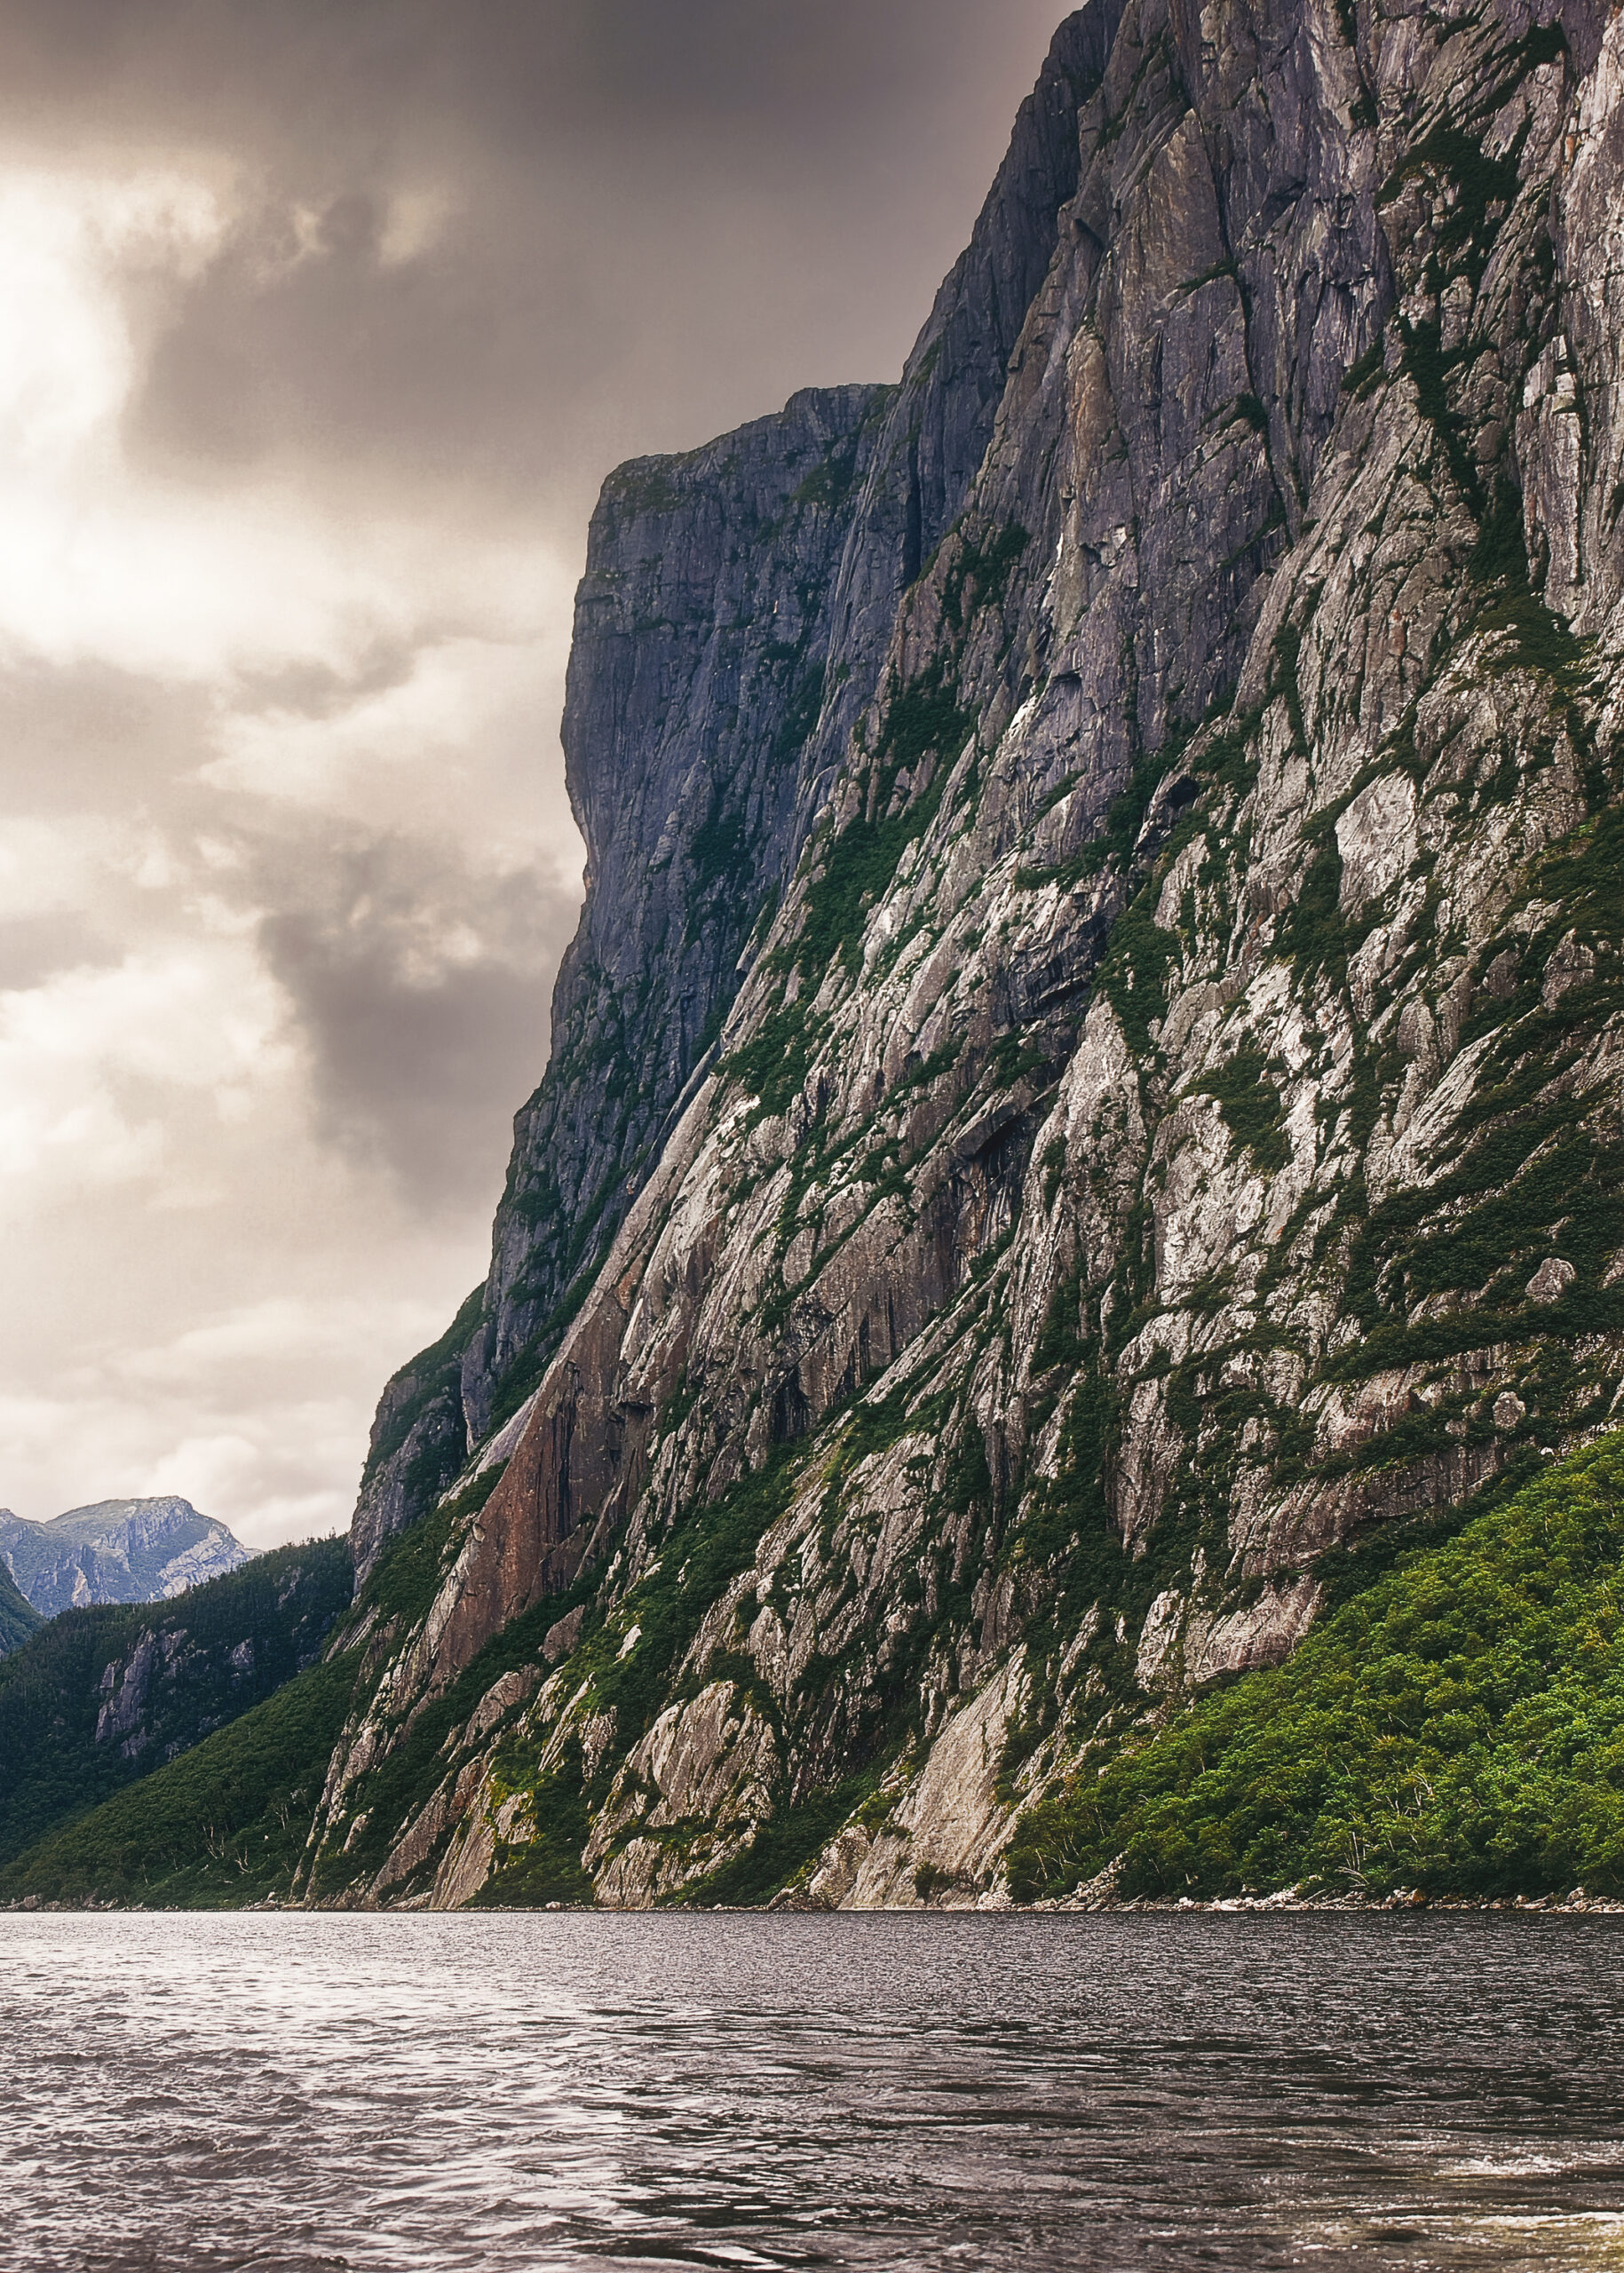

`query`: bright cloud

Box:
[0,938,290,1201]
[0,163,572,690]
[0,0,1066,1548]
[206,617,579,848]
[0,169,226,471]
[0,159,582,1546]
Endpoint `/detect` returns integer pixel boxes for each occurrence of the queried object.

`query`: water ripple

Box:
[4,1913,1624,2269]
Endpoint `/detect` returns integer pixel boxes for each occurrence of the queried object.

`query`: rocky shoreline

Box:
[10,1889,1624,1917]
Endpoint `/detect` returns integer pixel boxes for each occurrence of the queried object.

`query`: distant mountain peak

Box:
[0,1497,253,1620]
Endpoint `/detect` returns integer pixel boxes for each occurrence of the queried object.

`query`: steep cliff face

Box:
[350,15,1111,1584]
[350,386,890,1580]
[307,0,1624,1913]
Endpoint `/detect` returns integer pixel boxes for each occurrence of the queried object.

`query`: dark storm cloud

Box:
[1,0,1069,520]
[4,0,1058,155]
[124,180,612,499]
[254,827,580,1209]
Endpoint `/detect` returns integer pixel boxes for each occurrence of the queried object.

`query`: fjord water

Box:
[7,1913,1624,2271]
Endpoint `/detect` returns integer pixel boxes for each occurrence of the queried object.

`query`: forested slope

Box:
[0,1537,349,1870]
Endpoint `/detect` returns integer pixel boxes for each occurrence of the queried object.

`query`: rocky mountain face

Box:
[0,1499,252,1619]
[300,0,1624,1913]
[349,18,1105,1586]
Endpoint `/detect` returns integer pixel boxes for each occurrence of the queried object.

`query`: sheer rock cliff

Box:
[350,18,1104,1587]
[306,0,1624,1913]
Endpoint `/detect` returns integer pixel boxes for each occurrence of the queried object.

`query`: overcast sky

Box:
[0,0,1068,1548]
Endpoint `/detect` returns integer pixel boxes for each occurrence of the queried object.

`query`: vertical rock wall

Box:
[311,0,1624,1913]
[351,12,1113,1580]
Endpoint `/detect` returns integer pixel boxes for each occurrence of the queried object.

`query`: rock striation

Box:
[0,1498,252,1619]
[305,0,1624,1913]
[349,15,1109,1585]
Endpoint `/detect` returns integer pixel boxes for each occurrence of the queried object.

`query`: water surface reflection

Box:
[4,1911,1623,2269]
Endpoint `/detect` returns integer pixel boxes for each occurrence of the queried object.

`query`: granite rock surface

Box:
[307,0,1624,1913]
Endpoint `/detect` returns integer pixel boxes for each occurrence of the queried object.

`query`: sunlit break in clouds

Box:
[0,0,1067,1548]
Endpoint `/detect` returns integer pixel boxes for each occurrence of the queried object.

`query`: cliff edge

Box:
[28,0,1616,1916]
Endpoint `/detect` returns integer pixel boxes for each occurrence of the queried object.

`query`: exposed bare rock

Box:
[583,1681,780,1907]
[542,1606,586,1665]
[844,1652,1029,1908]
[300,0,1624,1915]
[349,13,1110,1587]
[1526,1257,1579,1305]
[0,1498,250,1618]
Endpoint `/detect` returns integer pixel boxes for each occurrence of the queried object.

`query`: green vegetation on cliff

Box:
[1008,1433,1624,1904]
[0,1562,43,1657]
[0,1650,359,1909]
[0,1535,351,1870]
